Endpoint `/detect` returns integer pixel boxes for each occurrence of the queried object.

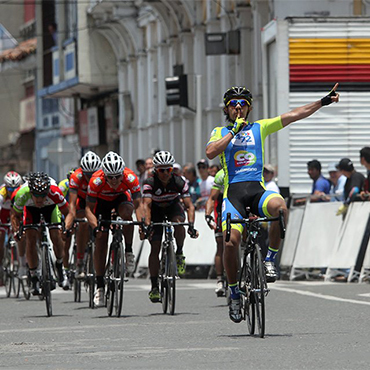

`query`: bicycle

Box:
[150,219,193,315]
[22,215,62,317]
[1,223,19,298]
[99,216,143,317]
[225,209,285,338]
[67,218,91,304]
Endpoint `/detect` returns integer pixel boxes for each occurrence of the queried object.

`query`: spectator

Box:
[307,159,330,202]
[183,164,201,204]
[173,163,183,176]
[263,164,280,193]
[208,164,221,177]
[196,159,214,210]
[136,159,146,191]
[338,158,365,201]
[360,147,370,198]
[327,162,346,201]
[145,157,154,178]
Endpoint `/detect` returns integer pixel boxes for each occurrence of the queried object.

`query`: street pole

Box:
[195,75,202,162]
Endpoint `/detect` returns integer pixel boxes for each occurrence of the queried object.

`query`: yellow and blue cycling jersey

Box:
[207,117,283,185]
[207,116,284,232]
[58,178,69,202]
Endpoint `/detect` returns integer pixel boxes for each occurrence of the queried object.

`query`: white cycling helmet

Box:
[102,151,125,175]
[4,171,22,188]
[80,151,102,173]
[152,151,175,167]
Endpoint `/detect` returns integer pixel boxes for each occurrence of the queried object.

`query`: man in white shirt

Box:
[327,162,346,201]
[196,159,214,210]
[263,164,280,193]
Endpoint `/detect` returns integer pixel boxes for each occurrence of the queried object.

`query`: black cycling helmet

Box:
[223,87,253,106]
[67,167,77,180]
[28,172,51,195]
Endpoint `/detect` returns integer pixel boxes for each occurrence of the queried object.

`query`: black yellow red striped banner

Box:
[289,38,370,91]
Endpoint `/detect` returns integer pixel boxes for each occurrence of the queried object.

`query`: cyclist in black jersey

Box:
[141,151,199,303]
[206,84,340,323]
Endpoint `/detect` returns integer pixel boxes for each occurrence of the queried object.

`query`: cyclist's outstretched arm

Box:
[183,197,195,223]
[132,192,143,221]
[65,189,78,230]
[10,208,22,232]
[281,83,339,128]
[85,197,98,229]
[142,197,152,226]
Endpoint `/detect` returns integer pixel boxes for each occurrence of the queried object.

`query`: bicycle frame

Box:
[225,209,285,338]
[151,219,192,315]
[99,216,143,317]
[22,215,62,317]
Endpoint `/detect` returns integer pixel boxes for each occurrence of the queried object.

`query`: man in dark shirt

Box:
[360,147,370,197]
[336,158,365,216]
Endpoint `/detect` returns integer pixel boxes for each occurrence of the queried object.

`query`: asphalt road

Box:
[1,279,370,370]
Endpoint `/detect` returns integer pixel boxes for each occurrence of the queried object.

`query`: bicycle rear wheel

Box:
[251,245,266,338]
[106,243,115,316]
[240,254,255,335]
[114,242,125,317]
[167,244,176,315]
[42,245,53,317]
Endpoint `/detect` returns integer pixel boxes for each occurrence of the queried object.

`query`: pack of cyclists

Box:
[0,84,340,323]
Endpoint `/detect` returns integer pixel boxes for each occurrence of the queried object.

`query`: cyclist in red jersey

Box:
[11,172,70,294]
[65,151,101,279]
[0,171,23,285]
[85,151,143,307]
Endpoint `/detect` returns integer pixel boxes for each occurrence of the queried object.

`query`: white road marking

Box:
[270,285,370,306]
[358,292,370,297]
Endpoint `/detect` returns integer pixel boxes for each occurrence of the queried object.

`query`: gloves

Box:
[321,88,337,106]
[188,223,198,239]
[336,204,349,216]
[229,117,245,136]
[205,215,215,228]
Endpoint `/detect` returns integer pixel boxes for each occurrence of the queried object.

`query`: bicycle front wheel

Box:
[160,248,168,314]
[21,276,31,300]
[106,243,115,316]
[114,242,125,317]
[86,243,95,308]
[167,244,176,315]
[4,247,12,298]
[251,245,266,338]
[240,253,255,335]
[42,245,53,317]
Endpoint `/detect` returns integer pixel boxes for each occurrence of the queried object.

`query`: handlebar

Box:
[150,221,192,227]
[225,209,285,242]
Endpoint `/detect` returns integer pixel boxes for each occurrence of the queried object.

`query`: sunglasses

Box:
[6,187,16,192]
[197,165,207,170]
[226,99,249,108]
[106,174,122,180]
[157,168,173,174]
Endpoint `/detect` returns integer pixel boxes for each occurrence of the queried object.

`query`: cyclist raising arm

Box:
[85,151,143,307]
[206,84,339,323]
[141,151,198,303]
